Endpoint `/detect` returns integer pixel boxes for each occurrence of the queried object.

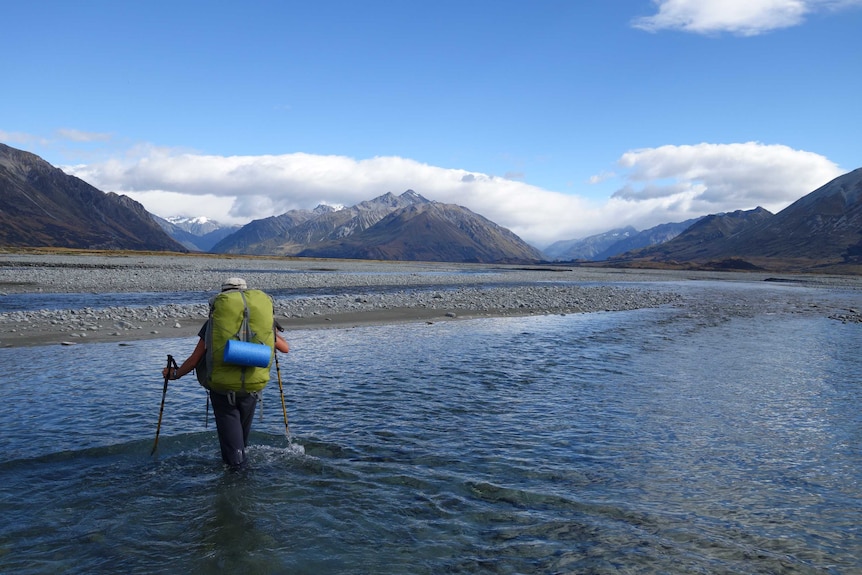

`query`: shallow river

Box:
[0,280,859,574]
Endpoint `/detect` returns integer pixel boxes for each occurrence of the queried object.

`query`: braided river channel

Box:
[1,279,860,574]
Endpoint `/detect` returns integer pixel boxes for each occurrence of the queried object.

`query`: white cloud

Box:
[63,142,844,248]
[589,171,616,184]
[121,190,239,224]
[56,128,112,142]
[66,148,591,246]
[633,0,862,35]
[613,141,842,216]
[0,130,48,147]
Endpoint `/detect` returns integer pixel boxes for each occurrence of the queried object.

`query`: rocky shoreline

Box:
[1,252,860,347]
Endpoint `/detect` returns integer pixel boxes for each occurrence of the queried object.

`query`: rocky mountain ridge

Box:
[297,199,544,263]
[211,190,543,263]
[0,143,185,252]
[213,191,425,256]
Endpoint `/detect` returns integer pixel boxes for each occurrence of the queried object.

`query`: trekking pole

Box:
[274,353,290,436]
[151,354,177,456]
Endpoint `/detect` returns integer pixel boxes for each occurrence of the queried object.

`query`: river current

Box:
[0,279,859,574]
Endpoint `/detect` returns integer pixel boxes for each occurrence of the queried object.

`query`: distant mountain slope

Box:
[544,219,702,262]
[154,215,241,251]
[210,208,322,254]
[195,226,242,252]
[544,227,637,261]
[593,218,702,261]
[611,167,862,269]
[153,215,200,250]
[614,207,773,262]
[0,143,185,251]
[719,167,862,261]
[299,201,543,263]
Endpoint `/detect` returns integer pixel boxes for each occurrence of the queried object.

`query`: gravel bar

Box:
[1,253,858,347]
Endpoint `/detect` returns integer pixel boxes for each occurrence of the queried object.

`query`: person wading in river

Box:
[163,277,290,469]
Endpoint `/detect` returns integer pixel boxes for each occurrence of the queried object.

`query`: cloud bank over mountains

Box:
[65,142,842,248]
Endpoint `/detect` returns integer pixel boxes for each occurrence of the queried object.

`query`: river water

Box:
[0,280,860,574]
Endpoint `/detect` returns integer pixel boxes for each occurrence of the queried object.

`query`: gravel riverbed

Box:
[1,253,859,347]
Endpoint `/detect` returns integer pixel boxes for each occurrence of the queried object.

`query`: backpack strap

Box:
[237,289,257,343]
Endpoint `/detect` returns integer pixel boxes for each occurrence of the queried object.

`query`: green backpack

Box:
[200,289,276,393]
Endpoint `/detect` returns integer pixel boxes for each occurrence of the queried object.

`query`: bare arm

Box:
[275,332,290,353]
[163,338,206,380]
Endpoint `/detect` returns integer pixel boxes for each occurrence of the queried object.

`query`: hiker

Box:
[163,277,290,469]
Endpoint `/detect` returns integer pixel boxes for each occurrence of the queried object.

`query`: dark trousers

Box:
[209,391,258,468]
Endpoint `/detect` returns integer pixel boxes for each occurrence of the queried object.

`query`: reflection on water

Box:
[0,281,860,574]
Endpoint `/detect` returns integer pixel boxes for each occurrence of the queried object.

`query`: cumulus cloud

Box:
[63,142,843,248]
[67,149,589,246]
[613,141,842,216]
[633,0,862,35]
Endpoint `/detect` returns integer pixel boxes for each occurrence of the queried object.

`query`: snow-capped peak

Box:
[165,215,223,235]
[167,215,210,225]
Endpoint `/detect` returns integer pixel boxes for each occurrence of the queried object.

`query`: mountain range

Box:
[0,143,540,263]
[2,142,861,272]
[296,195,544,263]
[544,218,701,262]
[209,190,544,263]
[607,168,862,271]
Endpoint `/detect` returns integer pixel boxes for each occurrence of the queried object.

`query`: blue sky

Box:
[2,0,860,247]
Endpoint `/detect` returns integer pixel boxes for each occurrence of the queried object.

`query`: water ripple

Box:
[0,283,860,573]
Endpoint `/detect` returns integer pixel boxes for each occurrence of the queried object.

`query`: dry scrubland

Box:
[1,251,860,347]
